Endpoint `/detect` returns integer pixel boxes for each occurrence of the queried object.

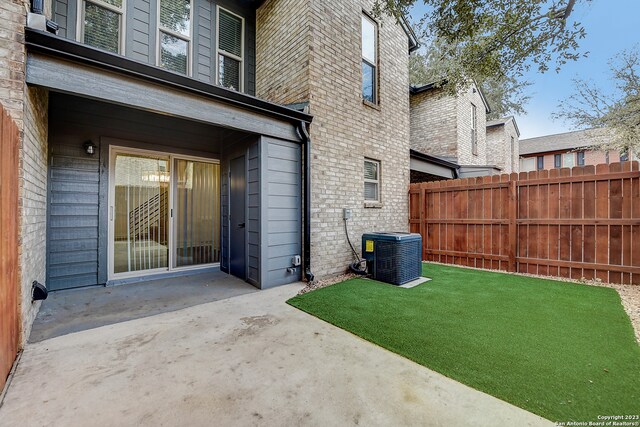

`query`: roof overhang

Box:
[400,15,420,52]
[410,149,459,179]
[410,80,491,114]
[486,116,520,137]
[24,29,312,142]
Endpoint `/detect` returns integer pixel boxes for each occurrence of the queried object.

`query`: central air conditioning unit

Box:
[361,232,422,285]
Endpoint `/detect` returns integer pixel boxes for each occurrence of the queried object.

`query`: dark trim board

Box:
[25,28,312,126]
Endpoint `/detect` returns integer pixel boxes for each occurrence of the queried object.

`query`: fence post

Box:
[508,179,518,272]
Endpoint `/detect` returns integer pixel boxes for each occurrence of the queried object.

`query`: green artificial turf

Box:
[287,264,640,422]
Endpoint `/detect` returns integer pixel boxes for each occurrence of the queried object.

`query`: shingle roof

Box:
[519,128,609,155]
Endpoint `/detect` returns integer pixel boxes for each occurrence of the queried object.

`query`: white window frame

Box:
[156,0,193,76]
[76,0,126,54]
[364,158,381,203]
[216,5,245,92]
[361,12,379,105]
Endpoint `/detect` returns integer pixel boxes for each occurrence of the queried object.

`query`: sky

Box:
[408,1,640,139]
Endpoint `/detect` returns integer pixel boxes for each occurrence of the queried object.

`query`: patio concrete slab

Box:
[2,284,553,427]
[29,271,257,343]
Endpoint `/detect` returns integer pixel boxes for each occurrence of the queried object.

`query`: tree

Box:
[409,39,531,119]
[375,0,588,93]
[553,48,640,152]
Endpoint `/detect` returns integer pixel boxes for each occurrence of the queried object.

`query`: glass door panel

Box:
[113,153,170,274]
[174,159,220,267]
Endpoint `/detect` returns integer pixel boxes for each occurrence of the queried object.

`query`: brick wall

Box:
[257,0,411,279]
[486,118,520,174]
[256,0,311,105]
[0,0,49,346]
[456,85,487,166]
[409,87,457,158]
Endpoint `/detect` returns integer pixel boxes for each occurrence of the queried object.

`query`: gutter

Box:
[297,122,314,283]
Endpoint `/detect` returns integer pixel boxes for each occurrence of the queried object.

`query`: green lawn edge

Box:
[286,263,640,422]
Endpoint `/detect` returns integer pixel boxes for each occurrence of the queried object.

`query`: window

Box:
[520,157,535,172]
[80,0,124,54]
[605,151,610,164]
[577,151,585,166]
[536,156,544,170]
[563,152,575,168]
[471,104,478,155]
[217,7,244,91]
[554,154,562,168]
[364,159,380,202]
[158,0,191,75]
[361,14,378,104]
[620,149,629,162]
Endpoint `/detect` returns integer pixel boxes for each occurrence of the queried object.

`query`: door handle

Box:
[238,223,246,228]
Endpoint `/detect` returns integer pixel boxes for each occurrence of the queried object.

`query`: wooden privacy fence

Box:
[0,103,20,390]
[409,162,640,285]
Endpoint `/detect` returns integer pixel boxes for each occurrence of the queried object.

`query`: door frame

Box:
[107,145,221,281]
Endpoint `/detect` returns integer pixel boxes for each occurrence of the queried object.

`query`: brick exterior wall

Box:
[410,83,488,166]
[455,85,487,166]
[410,87,457,158]
[0,0,49,346]
[257,0,411,279]
[486,118,520,174]
[255,0,311,105]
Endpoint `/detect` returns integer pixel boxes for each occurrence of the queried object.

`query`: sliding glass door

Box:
[174,159,220,267]
[113,153,170,274]
[110,148,220,279]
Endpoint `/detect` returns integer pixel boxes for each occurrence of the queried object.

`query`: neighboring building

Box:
[519,128,633,172]
[409,81,502,180]
[0,0,418,347]
[486,116,520,174]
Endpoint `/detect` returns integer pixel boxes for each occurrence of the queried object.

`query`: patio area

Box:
[29,271,257,343]
[1,283,550,427]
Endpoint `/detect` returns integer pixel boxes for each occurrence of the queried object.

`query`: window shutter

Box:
[218,10,242,57]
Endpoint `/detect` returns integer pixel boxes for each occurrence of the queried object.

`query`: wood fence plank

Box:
[609,163,623,283]
[409,161,640,286]
[0,107,20,391]
[570,167,585,279]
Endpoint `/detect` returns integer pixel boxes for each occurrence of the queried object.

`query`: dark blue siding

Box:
[47,141,100,290]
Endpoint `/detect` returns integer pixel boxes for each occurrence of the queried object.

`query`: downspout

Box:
[297,121,314,283]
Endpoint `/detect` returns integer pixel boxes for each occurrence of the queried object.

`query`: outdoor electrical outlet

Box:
[343,208,352,220]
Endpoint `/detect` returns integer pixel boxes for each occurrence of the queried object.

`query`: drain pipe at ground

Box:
[298,121,315,283]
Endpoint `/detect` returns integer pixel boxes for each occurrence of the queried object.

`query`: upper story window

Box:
[471,104,478,155]
[536,156,544,170]
[554,154,562,168]
[364,158,380,202]
[80,0,124,54]
[158,0,192,75]
[563,152,575,168]
[217,7,244,91]
[361,14,378,105]
[577,151,585,166]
